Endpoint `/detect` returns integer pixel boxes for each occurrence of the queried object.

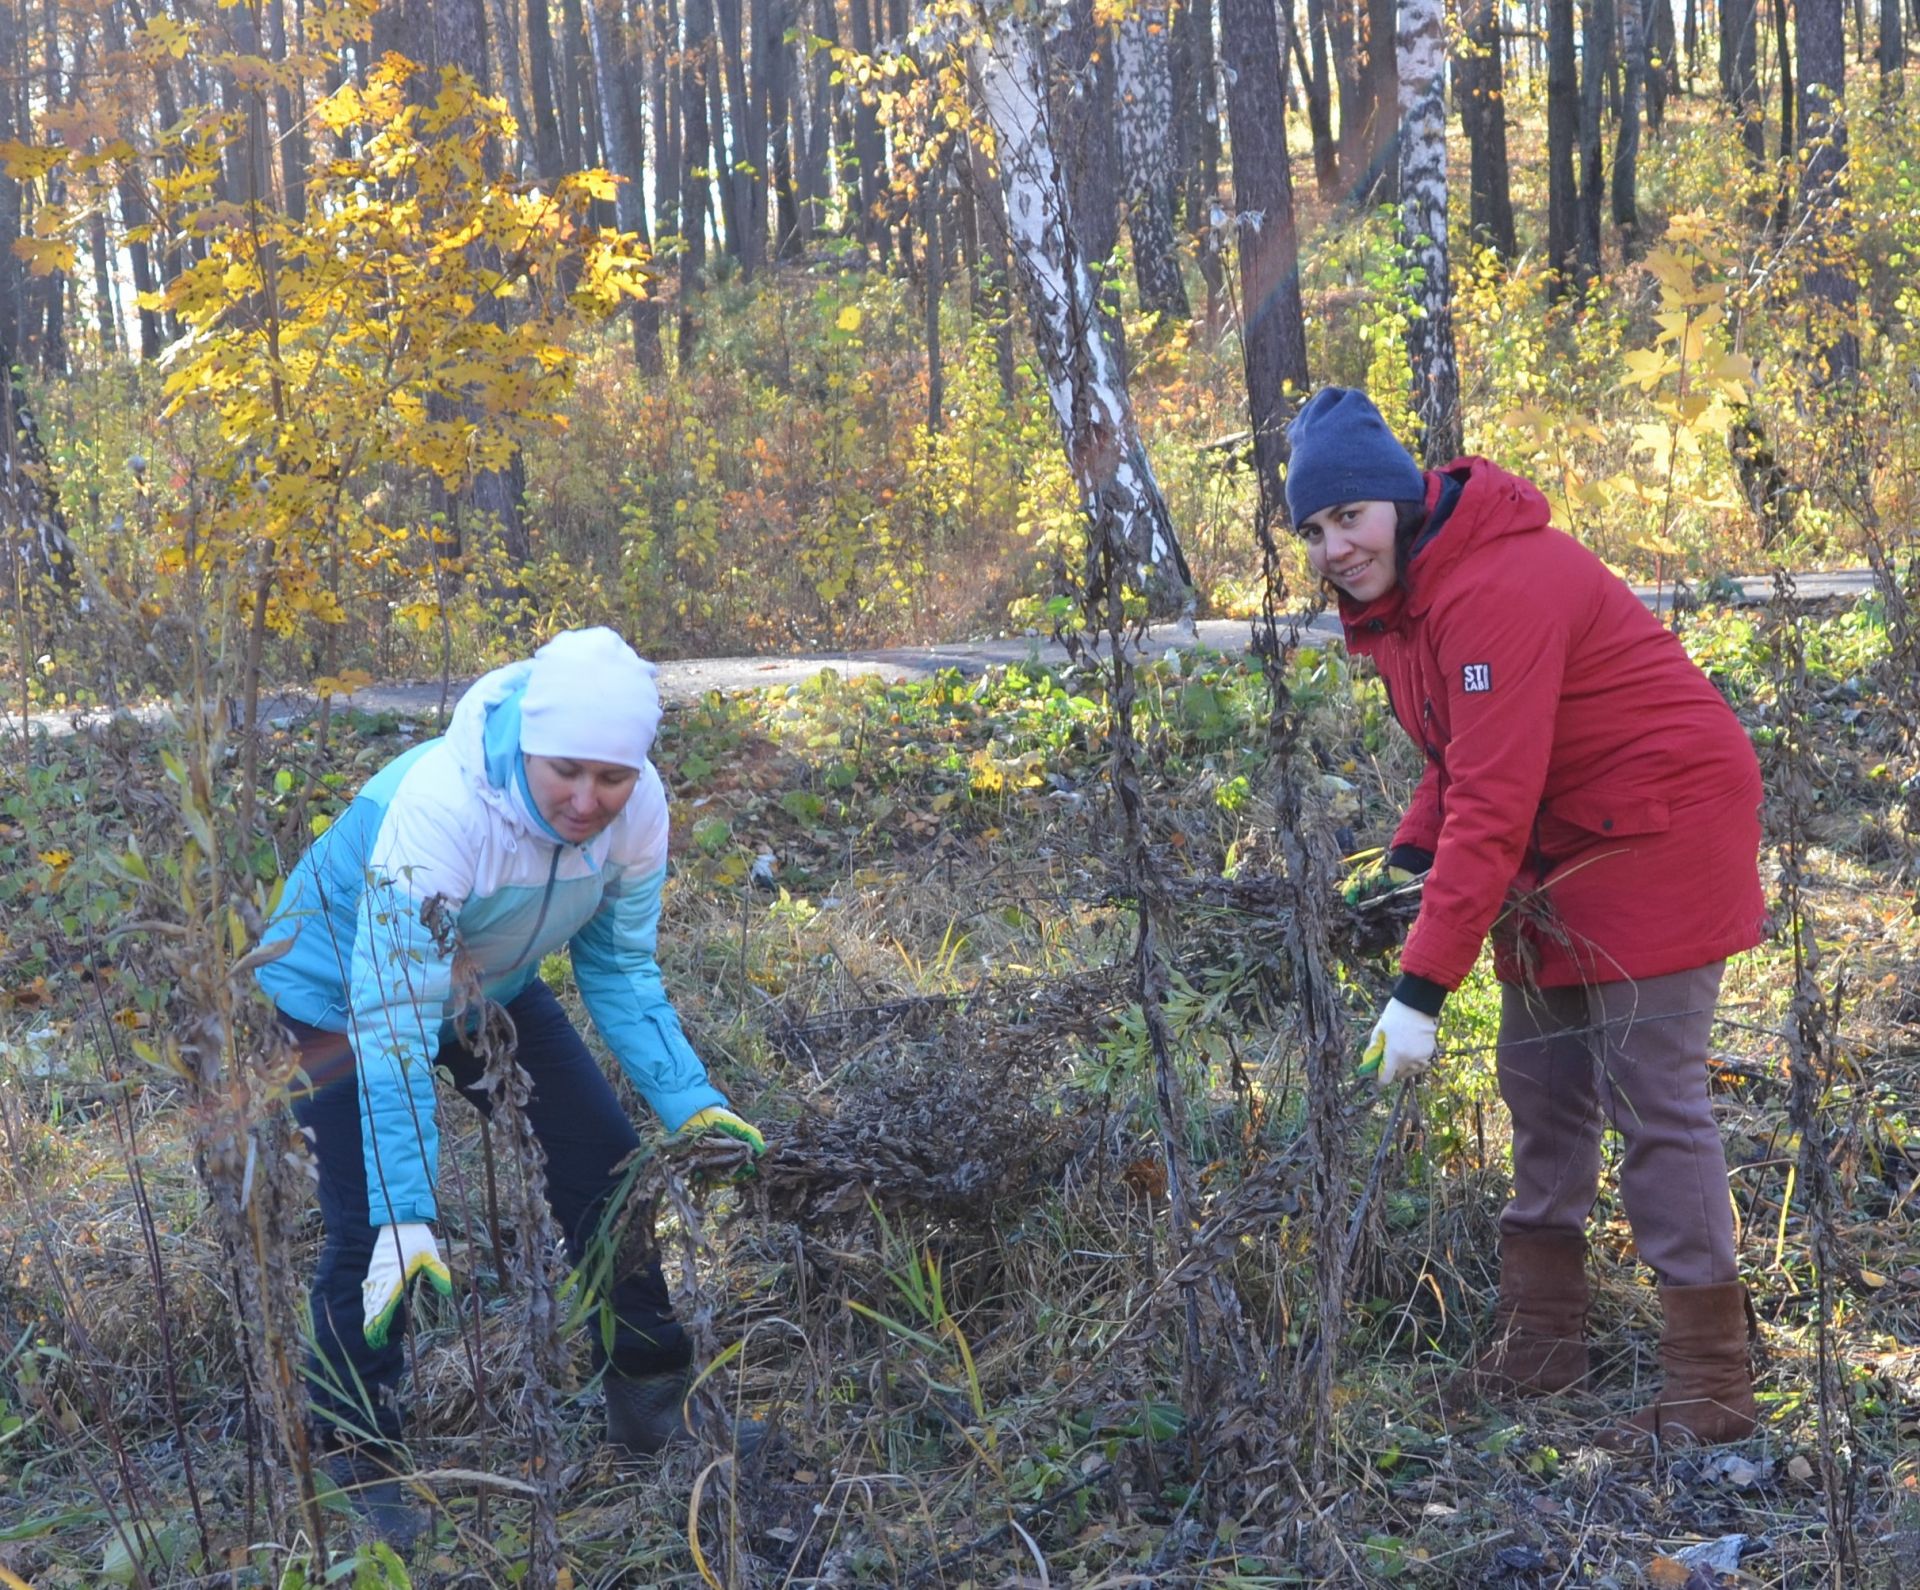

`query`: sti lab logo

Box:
[1462,663,1492,693]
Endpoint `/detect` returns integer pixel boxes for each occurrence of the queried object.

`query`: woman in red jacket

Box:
[1287,388,1768,1445]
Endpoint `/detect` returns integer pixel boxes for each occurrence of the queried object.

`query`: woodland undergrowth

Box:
[3,588,1919,1586]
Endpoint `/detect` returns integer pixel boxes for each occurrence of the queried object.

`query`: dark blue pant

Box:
[286,979,688,1447]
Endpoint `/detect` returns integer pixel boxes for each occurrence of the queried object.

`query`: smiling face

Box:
[1296,499,1401,604]
[523,754,640,842]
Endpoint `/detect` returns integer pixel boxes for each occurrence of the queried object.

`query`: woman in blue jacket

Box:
[258,628,762,1540]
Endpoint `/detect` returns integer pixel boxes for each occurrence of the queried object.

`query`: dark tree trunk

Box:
[1648,0,1675,127]
[1218,0,1311,523]
[0,1,20,362]
[1456,0,1517,255]
[1775,0,1795,158]
[555,0,588,169]
[1302,0,1339,196]
[1879,0,1904,82]
[1613,0,1646,253]
[1351,0,1400,204]
[1798,0,1858,383]
[1576,0,1608,283]
[1546,0,1582,294]
[1171,0,1225,336]
[922,172,941,435]
[526,0,568,177]
[1058,0,1125,359]
[843,0,888,258]
[1331,0,1364,189]
[269,0,310,218]
[679,0,713,358]
[767,0,801,258]
[711,0,762,272]
[585,0,663,372]
[1721,0,1764,159]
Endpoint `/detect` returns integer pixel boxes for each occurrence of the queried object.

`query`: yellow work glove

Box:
[362,1222,454,1348]
[677,1106,766,1156]
[1341,852,1418,907]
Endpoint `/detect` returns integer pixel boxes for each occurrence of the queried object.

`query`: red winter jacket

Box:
[1342,459,1767,996]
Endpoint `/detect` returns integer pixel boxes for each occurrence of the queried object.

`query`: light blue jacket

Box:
[256,660,726,1223]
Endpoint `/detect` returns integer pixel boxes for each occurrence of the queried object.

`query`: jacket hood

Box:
[1340,458,1554,645]
[445,660,546,834]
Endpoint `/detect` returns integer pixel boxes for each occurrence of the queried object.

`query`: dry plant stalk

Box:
[1770,573,1860,1583]
[138,703,330,1555]
[1253,467,1352,1489]
[439,934,569,1583]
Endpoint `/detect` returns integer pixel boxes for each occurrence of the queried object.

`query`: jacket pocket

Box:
[1534,787,1671,858]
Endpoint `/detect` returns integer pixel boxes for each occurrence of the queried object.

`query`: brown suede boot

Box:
[1446,1229,1591,1408]
[1615,1282,1757,1446]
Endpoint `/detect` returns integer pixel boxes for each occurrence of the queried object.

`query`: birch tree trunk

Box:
[971,17,1192,615]
[1114,3,1190,320]
[1218,0,1311,521]
[1,345,80,595]
[1397,0,1461,463]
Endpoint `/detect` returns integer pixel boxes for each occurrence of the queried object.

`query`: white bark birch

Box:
[1396,0,1462,463]
[972,11,1191,613]
[1113,4,1190,320]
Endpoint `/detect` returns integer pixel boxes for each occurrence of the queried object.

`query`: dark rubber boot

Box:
[1615,1282,1758,1446]
[606,1369,767,1460]
[323,1445,428,1554]
[606,1368,693,1457]
[1446,1229,1591,1408]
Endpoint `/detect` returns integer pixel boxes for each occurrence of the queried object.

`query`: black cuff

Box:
[1391,972,1449,1017]
[1386,844,1434,876]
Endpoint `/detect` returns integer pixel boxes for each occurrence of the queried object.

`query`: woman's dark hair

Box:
[1392,498,1431,588]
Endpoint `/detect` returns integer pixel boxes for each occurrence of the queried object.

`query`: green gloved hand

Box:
[677,1106,767,1156]
[362,1222,454,1348]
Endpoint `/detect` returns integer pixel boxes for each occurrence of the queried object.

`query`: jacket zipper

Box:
[505,845,564,975]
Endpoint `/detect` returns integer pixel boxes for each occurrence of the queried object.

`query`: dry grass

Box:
[2,603,1919,1586]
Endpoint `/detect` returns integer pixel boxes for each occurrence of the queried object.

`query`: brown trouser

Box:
[1496,961,1737,1287]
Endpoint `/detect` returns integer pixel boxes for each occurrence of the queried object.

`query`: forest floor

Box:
[1,586,1917,1588]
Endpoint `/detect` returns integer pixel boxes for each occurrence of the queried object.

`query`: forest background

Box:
[2,0,1920,1582]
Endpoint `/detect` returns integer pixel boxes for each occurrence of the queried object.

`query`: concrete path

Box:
[4,568,1879,738]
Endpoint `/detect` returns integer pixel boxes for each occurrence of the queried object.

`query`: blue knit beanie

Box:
[1284,388,1426,526]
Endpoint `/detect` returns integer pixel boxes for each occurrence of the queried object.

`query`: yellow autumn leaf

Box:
[13,236,76,276]
[38,849,74,870]
[1620,347,1677,393]
[0,139,64,180]
[836,305,863,332]
[577,168,620,202]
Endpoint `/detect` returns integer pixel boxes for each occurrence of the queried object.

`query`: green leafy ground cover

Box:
[1,597,1918,1586]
